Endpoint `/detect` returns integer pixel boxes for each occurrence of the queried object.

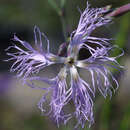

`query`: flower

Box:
[6,2,123,128]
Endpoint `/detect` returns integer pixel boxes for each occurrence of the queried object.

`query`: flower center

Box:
[65,57,75,66]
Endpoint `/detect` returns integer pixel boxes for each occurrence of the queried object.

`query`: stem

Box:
[47,0,67,41]
[60,9,68,42]
[106,3,130,18]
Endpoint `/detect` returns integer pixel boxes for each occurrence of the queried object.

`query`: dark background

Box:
[0,0,130,130]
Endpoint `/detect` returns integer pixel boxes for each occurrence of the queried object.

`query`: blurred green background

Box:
[0,0,130,130]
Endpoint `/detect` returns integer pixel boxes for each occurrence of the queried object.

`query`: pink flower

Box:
[6,2,123,128]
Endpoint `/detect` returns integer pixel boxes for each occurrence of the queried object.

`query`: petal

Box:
[36,67,72,126]
[6,27,60,80]
[76,59,120,98]
[70,66,94,128]
[13,35,35,52]
[70,2,111,47]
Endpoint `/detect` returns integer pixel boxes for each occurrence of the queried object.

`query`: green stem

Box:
[60,14,68,42]
[47,0,67,42]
